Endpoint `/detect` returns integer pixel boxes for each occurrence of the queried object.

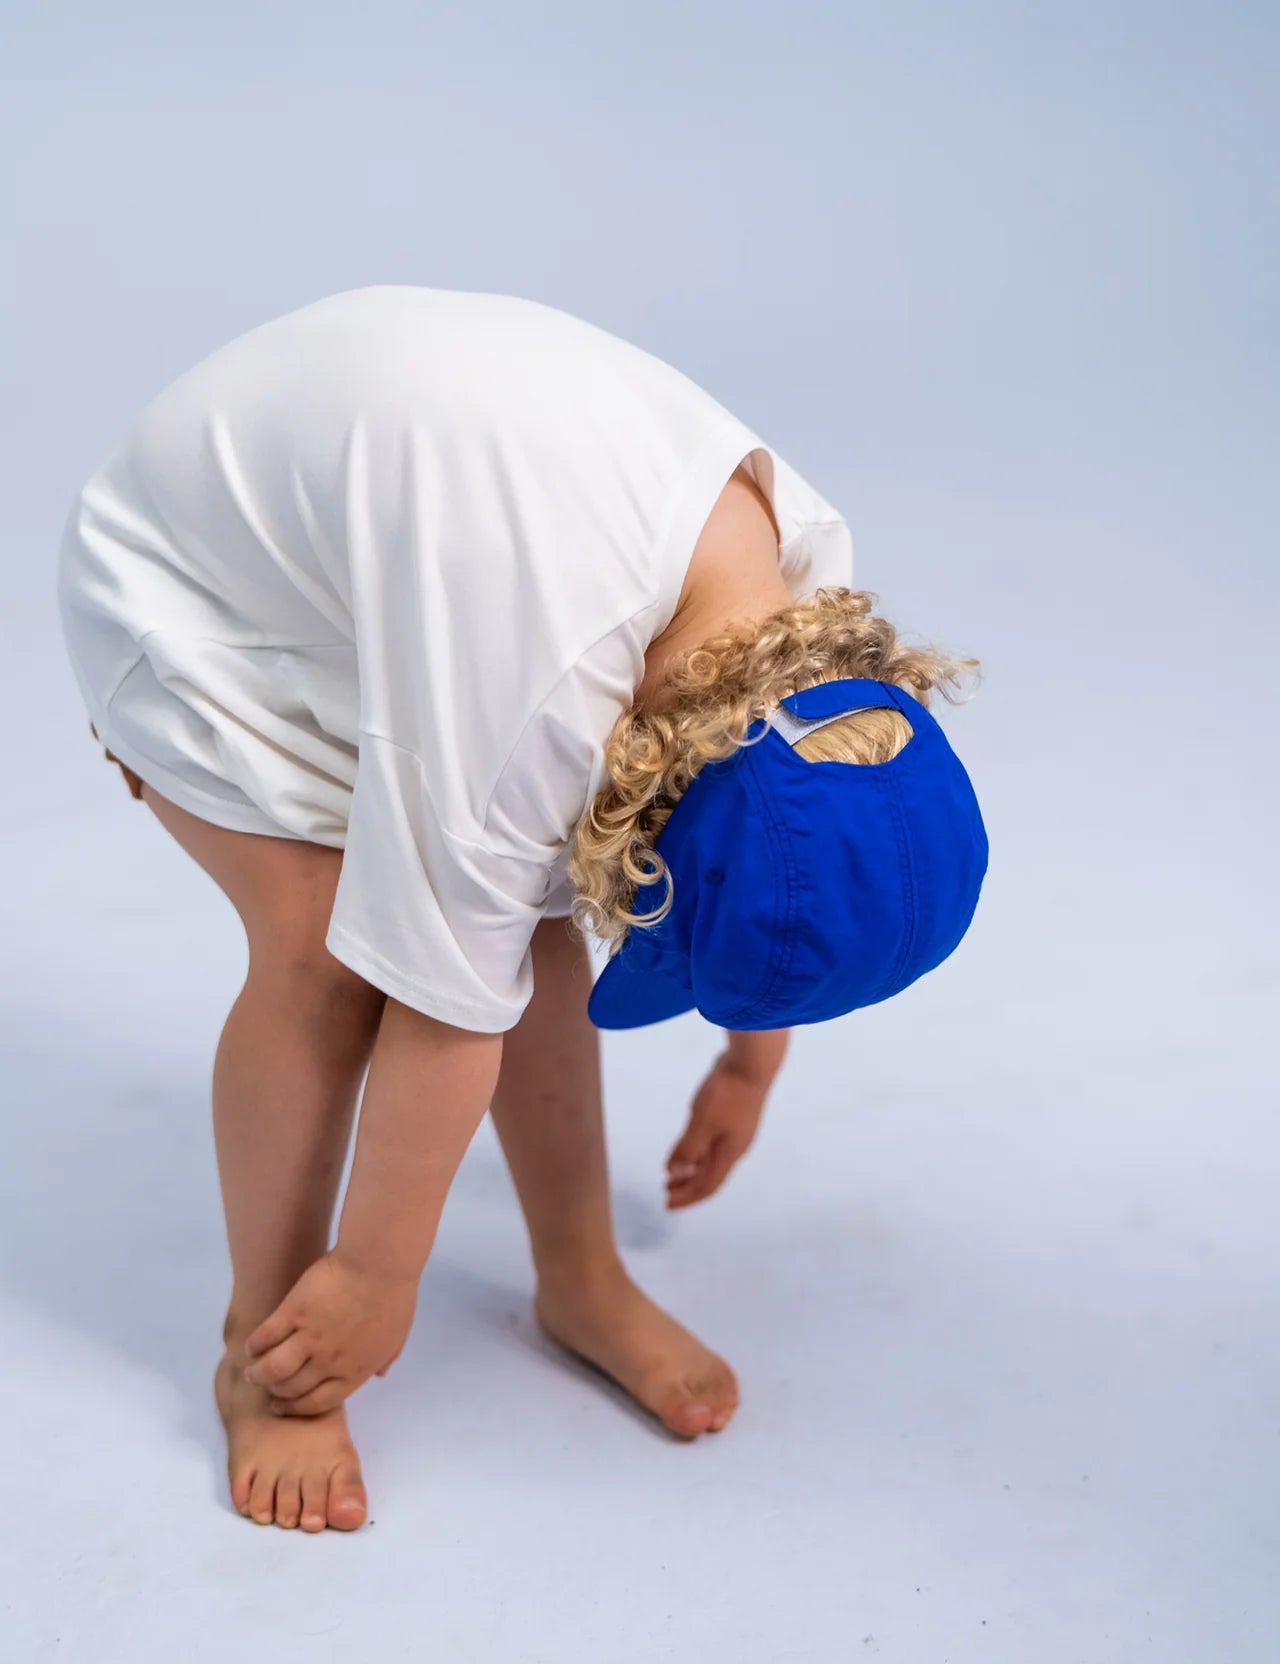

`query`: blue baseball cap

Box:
[586,677,989,1030]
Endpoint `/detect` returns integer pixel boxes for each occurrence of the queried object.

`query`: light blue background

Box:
[3,4,1277,1660]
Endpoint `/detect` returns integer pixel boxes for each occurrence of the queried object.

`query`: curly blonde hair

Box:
[566,585,981,953]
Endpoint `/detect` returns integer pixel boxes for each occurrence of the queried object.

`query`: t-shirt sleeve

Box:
[323,643,630,1033]
[757,448,855,596]
[323,731,552,1032]
[797,517,855,591]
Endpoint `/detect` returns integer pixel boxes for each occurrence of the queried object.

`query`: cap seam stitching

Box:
[717,753,798,1023]
[866,769,918,1001]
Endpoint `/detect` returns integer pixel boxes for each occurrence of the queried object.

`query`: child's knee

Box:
[246,935,387,1030]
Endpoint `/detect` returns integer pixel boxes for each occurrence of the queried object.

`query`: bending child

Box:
[57,286,987,1531]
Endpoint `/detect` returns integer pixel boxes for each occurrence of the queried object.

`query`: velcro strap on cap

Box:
[766,703,860,745]
[768,677,905,745]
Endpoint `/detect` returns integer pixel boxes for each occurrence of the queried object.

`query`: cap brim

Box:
[586,949,698,1030]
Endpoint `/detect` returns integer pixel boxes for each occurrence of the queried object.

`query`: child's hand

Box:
[242,1249,419,1416]
[665,1053,768,1209]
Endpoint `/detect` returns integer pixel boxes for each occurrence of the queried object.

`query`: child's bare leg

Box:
[488,916,739,1437]
[140,785,387,1529]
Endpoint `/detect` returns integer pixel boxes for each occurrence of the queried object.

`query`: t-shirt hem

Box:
[324,921,521,1034]
[83,706,311,841]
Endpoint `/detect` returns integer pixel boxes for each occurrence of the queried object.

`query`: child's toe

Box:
[247,1470,277,1525]
[327,1464,368,1530]
[300,1468,329,1532]
[660,1388,715,1437]
[274,1472,302,1528]
[229,1467,254,1517]
[662,1364,740,1437]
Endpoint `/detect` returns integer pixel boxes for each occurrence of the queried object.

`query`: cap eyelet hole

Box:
[791,709,913,766]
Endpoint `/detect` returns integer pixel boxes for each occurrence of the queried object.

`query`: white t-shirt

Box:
[57,286,854,1032]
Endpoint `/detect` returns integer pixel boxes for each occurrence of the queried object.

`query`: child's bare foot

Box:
[534,1268,739,1438]
[214,1352,368,1531]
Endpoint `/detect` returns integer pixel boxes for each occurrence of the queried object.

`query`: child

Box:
[57,286,987,1532]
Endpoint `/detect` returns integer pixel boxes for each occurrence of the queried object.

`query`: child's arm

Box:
[664,1028,791,1209]
[243,996,504,1416]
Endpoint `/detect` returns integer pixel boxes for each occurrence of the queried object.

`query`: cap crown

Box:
[586,678,989,1030]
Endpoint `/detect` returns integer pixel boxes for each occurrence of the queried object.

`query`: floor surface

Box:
[3,689,1276,1659]
[6,7,1276,1647]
